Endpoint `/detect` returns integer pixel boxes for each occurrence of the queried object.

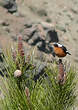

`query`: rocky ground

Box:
[0,0,78,68]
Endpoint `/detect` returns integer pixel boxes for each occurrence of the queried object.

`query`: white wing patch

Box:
[57,43,62,47]
[66,50,69,53]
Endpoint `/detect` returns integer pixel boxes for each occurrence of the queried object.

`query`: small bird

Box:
[48,42,71,57]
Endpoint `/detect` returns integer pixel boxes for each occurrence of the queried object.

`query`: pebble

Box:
[56,25,66,33]
[3,0,17,14]
[0,20,9,26]
[28,39,33,45]
[70,7,78,14]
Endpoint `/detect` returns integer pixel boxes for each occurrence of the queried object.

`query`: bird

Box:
[48,42,71,57]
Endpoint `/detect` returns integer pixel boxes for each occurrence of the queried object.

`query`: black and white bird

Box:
[48,42,71,57]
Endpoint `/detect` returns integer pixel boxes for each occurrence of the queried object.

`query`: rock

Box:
[31,32,40,41]
[4,27,10,33]
[11,35,17,41]
[56,25,66,33]
[46,29,59,42]
[41,22,55,29]
[36,41,43,48]
[67,12,74,21]
[29,32,41,45]
[70,7,78,14]
[46,18,52,23]
[33,63,47,82]
[24,23,32,28]
[3,0,17,13]
[37,9,47,17]
[37,40,46,51]
[22,35,29,42]
[0,20,9,26]
[8,4,17,13]
[25,27,37,37]
[22,22,59,54]
[37,24,46,40]
[28,39,34,45]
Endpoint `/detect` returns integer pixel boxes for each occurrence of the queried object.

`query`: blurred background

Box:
[0,0,78,69]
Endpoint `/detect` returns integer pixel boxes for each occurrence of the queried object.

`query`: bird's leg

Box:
[58,59,62,63]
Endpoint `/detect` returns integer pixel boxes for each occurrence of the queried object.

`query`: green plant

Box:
[0,35,35,110]
[30,64,77,110]
[0,54,77,110]
[0,36,77,110]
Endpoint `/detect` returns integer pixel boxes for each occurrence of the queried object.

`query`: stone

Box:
[33,63,47,82]
[25,27,37,38]
[28,39,33,45]
[41,22,55,29]
[56,25,66,33]
[4,27,10,33]
[30,32,41,45]
[24,23,32,28]
[11,35,17,41]
[36,41,43,48]
[46,29,59,42]
[3,0,17,13]
[46,18,52,23]
[37,9,47,17]
[71,7,78,14]
[22,22,59,54]
[37,40,46,51]
[0,20,9,26]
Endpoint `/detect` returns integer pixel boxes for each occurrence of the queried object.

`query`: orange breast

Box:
[54,47,66,57]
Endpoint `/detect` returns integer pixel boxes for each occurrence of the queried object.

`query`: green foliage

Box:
[0,48,35,110]
[0,78,29,110]
[30,65,77,110]
[0,48,77,110]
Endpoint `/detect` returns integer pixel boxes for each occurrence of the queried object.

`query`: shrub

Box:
[0,35,77,110]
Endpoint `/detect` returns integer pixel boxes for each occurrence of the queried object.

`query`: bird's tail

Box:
[66,51,71,55]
